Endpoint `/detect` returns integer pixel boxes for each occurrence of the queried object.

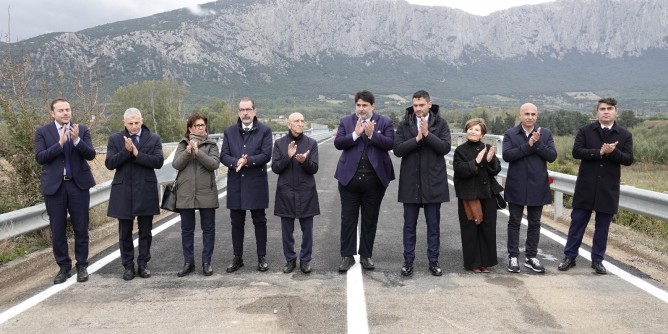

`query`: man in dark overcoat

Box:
[334,90,395,272]
[271,112,320,274]
[558,97,633,274]
[220,97,273,273]
[502,103,557,274]
[393,90,451,277]
[106,108,164,280]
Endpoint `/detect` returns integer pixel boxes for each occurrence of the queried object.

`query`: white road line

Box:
[347,231,369,334]
[1,135,332,325]
[447,178,668,303]
[0,191,228,325]
[315,137,369,332]
[536,219,668,304]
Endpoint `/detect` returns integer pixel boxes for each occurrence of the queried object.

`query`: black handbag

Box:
[490,176,507,210]
[160,179,178,212]
[494,193,507,210]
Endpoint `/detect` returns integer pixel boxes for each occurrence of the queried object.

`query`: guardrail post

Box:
[554,190,563,221]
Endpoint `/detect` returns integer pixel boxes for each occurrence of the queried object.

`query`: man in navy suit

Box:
[35,98,96,284]
[334,90,395,272]
[502,103,557,274]
[105,108,163,281]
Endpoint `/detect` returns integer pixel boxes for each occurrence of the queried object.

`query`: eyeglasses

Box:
[238,108,254,112]
[193,124,206,128]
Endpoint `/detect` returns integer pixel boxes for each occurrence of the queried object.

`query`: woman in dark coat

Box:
[172,114,220,277]
[453,118,501,273]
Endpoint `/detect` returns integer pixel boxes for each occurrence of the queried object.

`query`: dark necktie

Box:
[62,127,72,178]
[131,134,139,146]
[361,120,369,145]
[602,127,611,138]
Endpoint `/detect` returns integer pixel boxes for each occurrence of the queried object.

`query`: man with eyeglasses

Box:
[220,97,273,273]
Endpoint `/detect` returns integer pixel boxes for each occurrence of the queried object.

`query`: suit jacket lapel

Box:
[49,123,61,144]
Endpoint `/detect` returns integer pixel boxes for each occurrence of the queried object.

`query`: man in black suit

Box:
[558,97,634,274]
[105,108,163,280]
[35,98,97,284]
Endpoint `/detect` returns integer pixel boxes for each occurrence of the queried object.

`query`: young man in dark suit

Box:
[35,98,97,284]
[558,97,634,274]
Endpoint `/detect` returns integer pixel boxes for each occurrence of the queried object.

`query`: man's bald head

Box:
[518,103,538,130]
[288,112,305,136]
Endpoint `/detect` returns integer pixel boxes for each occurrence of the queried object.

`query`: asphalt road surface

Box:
[1,138,667,333]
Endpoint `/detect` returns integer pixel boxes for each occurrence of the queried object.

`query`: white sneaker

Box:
[524,257,546,273]
[507,257,520,273]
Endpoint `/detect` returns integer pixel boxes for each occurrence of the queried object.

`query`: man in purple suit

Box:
[334,90,395,272]
[35,98,97,284]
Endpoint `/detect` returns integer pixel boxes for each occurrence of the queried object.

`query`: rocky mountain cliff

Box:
[7,0,668,111]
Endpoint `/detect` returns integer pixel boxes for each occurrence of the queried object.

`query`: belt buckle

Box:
[63,176,71,181]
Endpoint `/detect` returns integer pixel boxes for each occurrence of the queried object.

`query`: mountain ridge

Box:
[5,0,668,112]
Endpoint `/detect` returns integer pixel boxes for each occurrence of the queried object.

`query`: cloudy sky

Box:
[1,0,555,41]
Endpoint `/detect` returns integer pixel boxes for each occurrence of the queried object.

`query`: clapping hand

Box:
[600,141,619,156]
[235,154,248,172]
[295,150,310,163]
[485,145,495,162]
[288,141,297,158]
[189,140,199,155]
[529,127,541,147]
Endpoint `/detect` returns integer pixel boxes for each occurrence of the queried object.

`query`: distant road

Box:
[1,139,667,333]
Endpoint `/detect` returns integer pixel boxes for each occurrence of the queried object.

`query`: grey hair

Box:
[123,108,142,119]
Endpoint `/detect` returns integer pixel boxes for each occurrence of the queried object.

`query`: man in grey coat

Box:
[106,108,164,280]
[393,90,451,276]
[271,112,320,274]
[502,103,557,274]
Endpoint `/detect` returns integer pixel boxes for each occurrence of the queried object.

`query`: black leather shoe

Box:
[558,257,576,271]
[591,261,607,275]
[338,256,355,272]
[54,267,72,284]
[202,263,213,276]
[226,256,244,273]
[123,265,135,281]
[257,256,269,272]
[76,266,89,282]
[300,260,311,274]
[429,261,443,276]
[401,261,414,276]
[283,259,297,273]
[177,263,195,277]
[138,265,151,278]
[360,257,375,270]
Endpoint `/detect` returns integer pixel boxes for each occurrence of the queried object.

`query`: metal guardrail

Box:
[448,132,668,222]
[4,127,663,241]
[0,126,332,241]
